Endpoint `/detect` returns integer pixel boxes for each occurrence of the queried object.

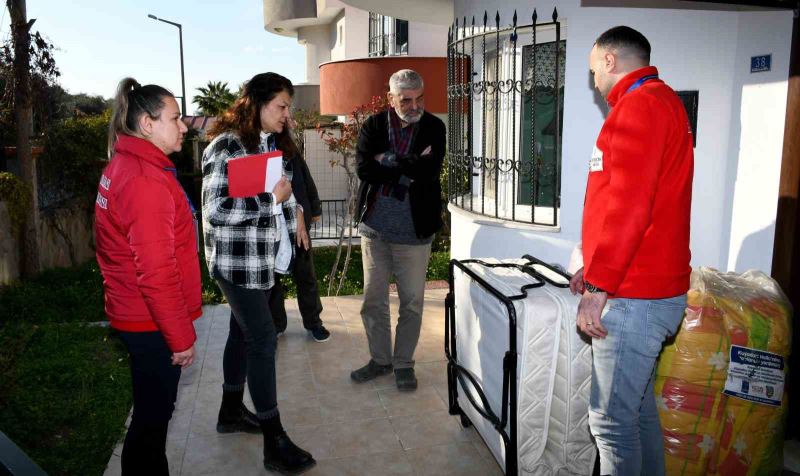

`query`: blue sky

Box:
[1,0,306,115]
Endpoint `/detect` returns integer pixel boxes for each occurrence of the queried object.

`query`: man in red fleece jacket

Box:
[569,26,694,475]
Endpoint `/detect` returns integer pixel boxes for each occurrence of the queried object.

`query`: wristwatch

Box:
[584,281,606,294]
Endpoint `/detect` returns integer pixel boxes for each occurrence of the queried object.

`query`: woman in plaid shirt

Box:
[201,72,315,474]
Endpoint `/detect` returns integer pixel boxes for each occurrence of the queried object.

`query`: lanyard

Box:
[624,74,659,96]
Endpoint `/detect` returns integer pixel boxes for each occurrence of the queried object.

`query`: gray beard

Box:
[398,109,423,124]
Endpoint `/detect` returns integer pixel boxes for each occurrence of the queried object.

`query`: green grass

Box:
[0,260,131,476]
[0,323,131,476]
[0,260,106,325]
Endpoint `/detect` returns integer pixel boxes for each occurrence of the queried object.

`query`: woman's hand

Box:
[273,177,291,203]
[311,215,321,223]
[296,208,310,250]
[172,345,195,368]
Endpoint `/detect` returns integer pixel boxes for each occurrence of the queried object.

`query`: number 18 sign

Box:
[751,54,772,73]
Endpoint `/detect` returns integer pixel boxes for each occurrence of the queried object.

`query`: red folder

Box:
[227,150,283,198]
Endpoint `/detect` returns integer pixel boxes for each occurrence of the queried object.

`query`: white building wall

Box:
[344,6,370,59]
[724,11,792,273]
[331,12,347,61]
[408,21,448,57]
[450,0,792,275]
[298,25,332,84]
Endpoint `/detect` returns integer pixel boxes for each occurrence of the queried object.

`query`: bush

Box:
[0,171,31,238]
[37,112,109,209]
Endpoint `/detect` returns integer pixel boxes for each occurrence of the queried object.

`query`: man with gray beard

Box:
[350,69,446,390]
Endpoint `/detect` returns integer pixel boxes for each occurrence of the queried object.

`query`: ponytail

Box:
[107,77,174,158]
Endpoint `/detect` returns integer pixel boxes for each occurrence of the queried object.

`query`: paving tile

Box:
[104,292,460,475]
[188,397,222,438]
[276,352,312,379]
[278,371,319,399]
[405,442,496,476]
[325,417,403,458]
[181,433,263,476]
[378,386,448,417]
[317,388,387,423]
[471,439,504,475]
[390,410,473,450]
[414,360,449,386]
[304,450,414,476]
[285,423,334,461]
[277,394,324,429]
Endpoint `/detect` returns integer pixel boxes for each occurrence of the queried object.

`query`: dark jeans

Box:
[269,243,324,332]
[117,330,181,476]
[214,272,279,420]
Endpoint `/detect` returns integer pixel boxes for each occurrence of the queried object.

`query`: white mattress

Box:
[453,258,596,475]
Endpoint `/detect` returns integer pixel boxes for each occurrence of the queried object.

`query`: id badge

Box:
[590,145,604,172]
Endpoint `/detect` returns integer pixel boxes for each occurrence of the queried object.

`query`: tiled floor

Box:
[102,289,503,476]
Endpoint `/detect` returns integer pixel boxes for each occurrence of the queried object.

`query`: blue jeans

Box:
[589,294,686,476]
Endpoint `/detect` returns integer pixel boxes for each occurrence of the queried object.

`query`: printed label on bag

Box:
[590,145,604,172]
[723,345,784,407]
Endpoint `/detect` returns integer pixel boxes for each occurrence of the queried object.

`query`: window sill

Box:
[448,201,561,233]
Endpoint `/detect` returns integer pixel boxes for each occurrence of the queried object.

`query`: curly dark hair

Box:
[208,72,300,158]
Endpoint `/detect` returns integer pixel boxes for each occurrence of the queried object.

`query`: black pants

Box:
[117,331,181,476]
[269,243,324,332]
[214,273,280,420]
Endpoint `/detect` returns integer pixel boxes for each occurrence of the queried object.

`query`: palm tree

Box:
[192,81,235,117]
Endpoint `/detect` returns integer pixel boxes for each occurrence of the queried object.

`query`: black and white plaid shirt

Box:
[201,132,297,290]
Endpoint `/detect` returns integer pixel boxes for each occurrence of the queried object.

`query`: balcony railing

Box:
[368,12,409,57]
[447,9,565,227]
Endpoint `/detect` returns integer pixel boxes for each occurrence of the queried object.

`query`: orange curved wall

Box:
[319,57,447,116]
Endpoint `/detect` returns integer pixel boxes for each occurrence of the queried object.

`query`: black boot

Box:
[260,413,316,475]
[216,389,260,434]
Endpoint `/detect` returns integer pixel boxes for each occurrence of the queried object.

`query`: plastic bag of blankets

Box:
[654,267,792,475]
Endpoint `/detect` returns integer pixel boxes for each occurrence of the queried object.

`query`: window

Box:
[368,12,409,57]
[447,19,565,227]
[518,40,566,208]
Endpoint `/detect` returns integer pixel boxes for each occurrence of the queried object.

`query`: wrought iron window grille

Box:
[368,12,409,57]
[447,9,565,227]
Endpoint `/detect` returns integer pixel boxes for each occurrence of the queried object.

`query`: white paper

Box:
[265,155,283,193]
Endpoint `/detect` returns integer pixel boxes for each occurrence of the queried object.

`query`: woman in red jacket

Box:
[95,77,201,476]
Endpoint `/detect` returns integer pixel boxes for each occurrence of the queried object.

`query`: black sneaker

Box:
[350,359,393,383]
[309,325,330,343]
[394,368,418,391]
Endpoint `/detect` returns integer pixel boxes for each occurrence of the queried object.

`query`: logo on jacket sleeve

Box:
[96,192,108,209]
[100,174,112,190]
[590,145,604,172]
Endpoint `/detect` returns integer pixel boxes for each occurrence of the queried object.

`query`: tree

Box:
[6,0,45,276]
[192,81,235,117]
[318,95,387,296]
[1,13,60,141]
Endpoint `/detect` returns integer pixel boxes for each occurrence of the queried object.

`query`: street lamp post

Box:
[147,14,187,115]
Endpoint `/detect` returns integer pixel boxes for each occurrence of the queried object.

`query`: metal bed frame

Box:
[444,255,572,475]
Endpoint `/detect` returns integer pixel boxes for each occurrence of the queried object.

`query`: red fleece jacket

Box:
[582,66,694,299]
[95,135,202,352]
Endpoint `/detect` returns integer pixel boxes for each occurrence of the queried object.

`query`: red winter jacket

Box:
[582,66,694,299]
[95,134,202,352]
